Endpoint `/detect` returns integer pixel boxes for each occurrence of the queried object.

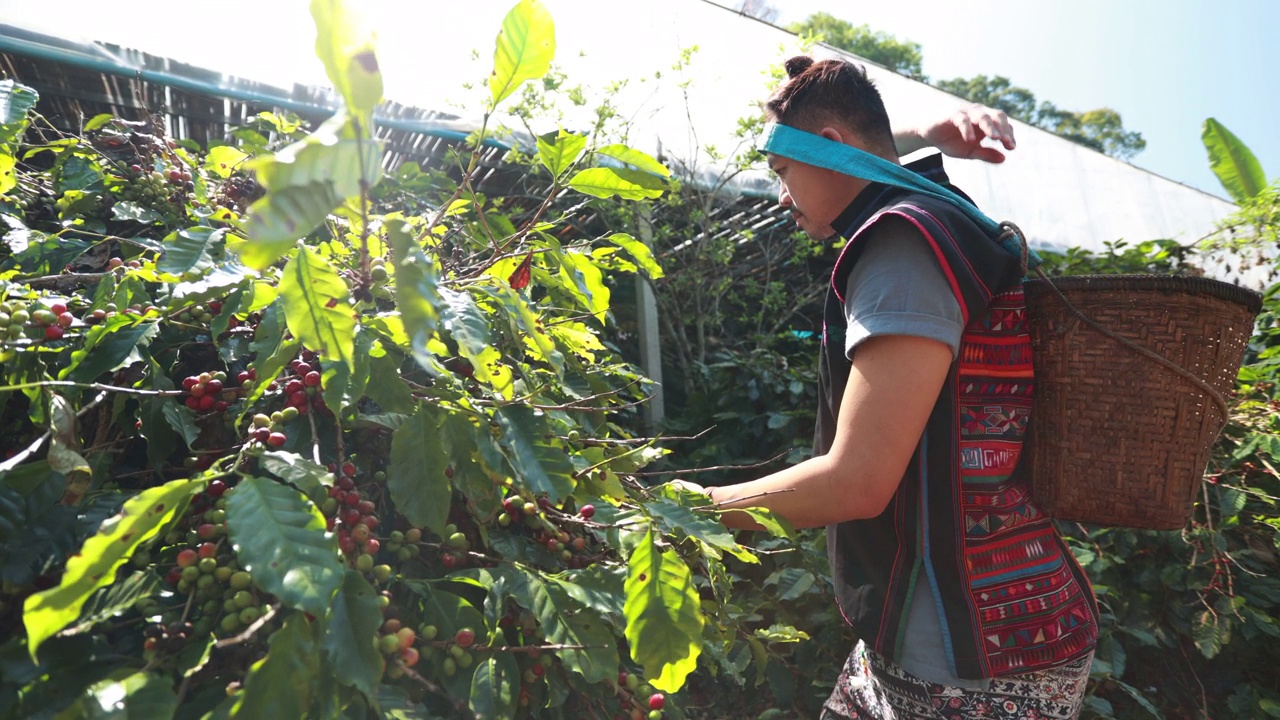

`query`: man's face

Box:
[769,153,842,240]
[767,126,871,241]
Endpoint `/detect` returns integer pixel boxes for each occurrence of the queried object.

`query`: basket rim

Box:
[1024,273,1263,314]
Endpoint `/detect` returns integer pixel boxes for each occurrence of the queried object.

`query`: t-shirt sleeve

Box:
[843,218,966,360]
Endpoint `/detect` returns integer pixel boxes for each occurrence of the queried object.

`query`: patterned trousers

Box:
[820,641,1093,720]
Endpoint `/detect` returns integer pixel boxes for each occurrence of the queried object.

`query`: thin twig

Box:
[21,272,107,290]
[214,605,279,648]
[0,380,182,397]
[305,405,323,466]
[626,450,792,477]
[427,641,611,653]
[0,390,109,473]
[695,487,796,511]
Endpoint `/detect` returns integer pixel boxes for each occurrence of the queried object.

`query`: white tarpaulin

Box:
[0,0,1238,254]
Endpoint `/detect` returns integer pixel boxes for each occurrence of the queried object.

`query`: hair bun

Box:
[784,56,814,78]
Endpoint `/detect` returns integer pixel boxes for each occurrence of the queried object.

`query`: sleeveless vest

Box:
[817,156,1099,678]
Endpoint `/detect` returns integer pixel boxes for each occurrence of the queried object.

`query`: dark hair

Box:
[765,56,895,153]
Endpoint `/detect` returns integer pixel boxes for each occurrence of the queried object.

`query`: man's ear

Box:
[819,126,846,144]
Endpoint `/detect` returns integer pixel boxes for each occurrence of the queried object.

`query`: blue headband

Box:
[758,122,1039,269]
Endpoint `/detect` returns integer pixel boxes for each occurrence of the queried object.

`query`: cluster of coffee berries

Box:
[615,671,667,720]
[0,299,79,342]
[140,482,274,643]
[496,494,598,569]
[215,175,263,212]
[437,627,478,678]
[247,408,298,447]
[175,300,221,325]
[385,526,424,564]
[378,618,420,679]
[112,164,193,221]
[321,463,389,567]
[369,256,388,283]
[182,371,236,414]
[264,353,328,416]
[143,620,194,655]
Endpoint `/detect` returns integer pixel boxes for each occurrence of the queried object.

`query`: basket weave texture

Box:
[1022,275,1262,530]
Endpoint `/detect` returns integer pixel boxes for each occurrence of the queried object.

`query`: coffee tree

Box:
[0,2,805,718]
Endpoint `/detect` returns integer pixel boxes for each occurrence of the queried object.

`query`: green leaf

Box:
[558,251,610,321]
[596,144,671,178]
[490,0,556,106]
[647,497,754,563]
[0,154,14,195]
[365,354,415,413]
[765,567,815,601]
[518,571,618,684]
[537,129,587,179]
[241,112,381,268]
[259,450,334,506]
[137,366,180,470]
[158,227,225,276]
[492,406,576,503]
[388,406,452,536]
[568,167,665,200]
[60,317,159,383]
[280,245,357,372]
[1,233,92,274]
[162,401,200,447]
[478,283,563,376]
[57,154,104,194]
[83,672,178,719]
[0,80,38,146]
[1110,678,1165,719]
[402,580,485,641]
[225,476,344,616]
[68,570,161,635]
[232,613,320,718]
[754,623,811,643]
[22,478,201,659]
[552,564,626,621]
[241,182,342,268]
[389,220,444,375]
[624,529,704,692]
[205,145,250,179]
[310,0,383,115]
[111,201,163,224]
[469,653,518,720]
[1203,118,1267,202]
[737,508,795,539]
[46,395,89,483]
[1193,609,1223,659]
[608,232,664,279]
[323,570,385,697]
[321,324,374,418]
[439,287,492,362]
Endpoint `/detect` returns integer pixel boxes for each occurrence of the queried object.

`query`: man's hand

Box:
[895,104,1017,164]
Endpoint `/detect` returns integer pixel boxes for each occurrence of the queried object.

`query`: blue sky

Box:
[771,0,1280,199]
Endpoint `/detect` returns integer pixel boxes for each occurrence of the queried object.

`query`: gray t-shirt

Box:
[842,220,986,689]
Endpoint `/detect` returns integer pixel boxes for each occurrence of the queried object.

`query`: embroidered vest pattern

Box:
[955,287,1097,675]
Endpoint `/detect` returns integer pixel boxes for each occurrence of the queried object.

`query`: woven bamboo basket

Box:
[1022,274,1262,530]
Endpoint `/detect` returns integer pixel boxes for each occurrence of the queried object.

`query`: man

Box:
[681,56,1099,719]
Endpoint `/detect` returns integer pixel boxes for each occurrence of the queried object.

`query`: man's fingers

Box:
[954,112,976,144]
[973,146,1006,164]
[994,113,1016,149]
[976,112,999,142]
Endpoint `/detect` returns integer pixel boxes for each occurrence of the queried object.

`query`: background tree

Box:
[786,12,927,81]
[782,12,1147,161]
[935,75,1147,159]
